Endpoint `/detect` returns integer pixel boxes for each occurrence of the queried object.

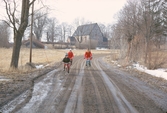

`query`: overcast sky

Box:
[0,0,127,25]
[41,0,127,25]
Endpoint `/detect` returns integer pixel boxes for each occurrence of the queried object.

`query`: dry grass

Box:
[0,48,110,73]
[148,50,167,69]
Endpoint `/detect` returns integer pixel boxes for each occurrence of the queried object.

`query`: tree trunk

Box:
[126,41,132,62]
[144,38,148,64]
[10,32,22,68]
[10,0,32,68]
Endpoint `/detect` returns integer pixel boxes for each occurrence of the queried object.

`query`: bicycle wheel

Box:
[70,59,72,65]
[68,65,70,73]
[86,60,91,67]
[89,60,91,66]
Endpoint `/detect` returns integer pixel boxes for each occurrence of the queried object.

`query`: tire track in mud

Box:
[53,57,82,113]
[83,71,99,113]
[86,68,105,113]
[88,64,118,113]
[64,57,85,113]
[53,74,76,113]
[83,57,119,113]
[36,71,72,113]
[40,70,76,113]
[99,59,163,113]
[97,58,165,113]
[37,57,85,113]
[92,58,138,113]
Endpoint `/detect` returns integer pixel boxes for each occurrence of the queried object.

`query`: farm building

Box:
[67,36,76,45]
[72,23,108,49]
[22,34,45,48]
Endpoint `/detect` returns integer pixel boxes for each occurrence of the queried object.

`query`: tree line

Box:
[110,0,167,69]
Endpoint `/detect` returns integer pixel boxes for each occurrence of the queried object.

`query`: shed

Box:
[22,38,44,48]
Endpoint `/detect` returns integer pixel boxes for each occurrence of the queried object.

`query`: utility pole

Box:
[29,2,34,63]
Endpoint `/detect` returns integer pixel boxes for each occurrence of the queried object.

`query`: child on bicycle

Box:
[84,48,92,66]
[62,54,71,72]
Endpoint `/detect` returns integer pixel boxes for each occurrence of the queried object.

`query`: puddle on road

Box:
[16,69,59,113]
[0,69,60,113]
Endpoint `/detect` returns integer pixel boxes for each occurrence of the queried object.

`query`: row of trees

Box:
[28,12,72,43]
[111,0,167,69]
[32,13,113,44]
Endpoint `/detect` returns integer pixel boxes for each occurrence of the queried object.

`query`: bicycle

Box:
[70,58,73,65]
[64,63,70,73]
[86,58,91,67]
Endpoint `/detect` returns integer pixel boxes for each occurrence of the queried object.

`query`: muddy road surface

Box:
[1,55,167,113]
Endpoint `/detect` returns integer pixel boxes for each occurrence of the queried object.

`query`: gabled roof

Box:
[22,38,44,48]
[72,23,98,36]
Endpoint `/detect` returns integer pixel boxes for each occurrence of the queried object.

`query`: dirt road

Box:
[1,55,167,113]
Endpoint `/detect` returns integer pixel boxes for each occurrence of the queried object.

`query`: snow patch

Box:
[133,63,167,80]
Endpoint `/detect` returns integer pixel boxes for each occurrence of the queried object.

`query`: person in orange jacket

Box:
[68,49,74,65]
[84,48,92,66]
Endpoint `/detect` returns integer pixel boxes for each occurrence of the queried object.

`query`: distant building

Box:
[102,36,108,48]
[72,23,108,49]
[22,33,44,48]
[67,36,76,45]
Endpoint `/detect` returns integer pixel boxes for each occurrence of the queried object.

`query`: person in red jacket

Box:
[68,49,74,65]
[84,48,92,66]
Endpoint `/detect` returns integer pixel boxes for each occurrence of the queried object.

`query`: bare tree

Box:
[162,0,167,37]
[3,0,36,68]
[106,24,113,39]
[111,0,167,69]
[0,22,10,48]
[110,24,122,49]
[116,0,139,62]
[152,1,167,49]
[60,22,69,42]
[137,0,164,68]
[33,11,48,41]
[45,17,60,47]
[67,24,74,37]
